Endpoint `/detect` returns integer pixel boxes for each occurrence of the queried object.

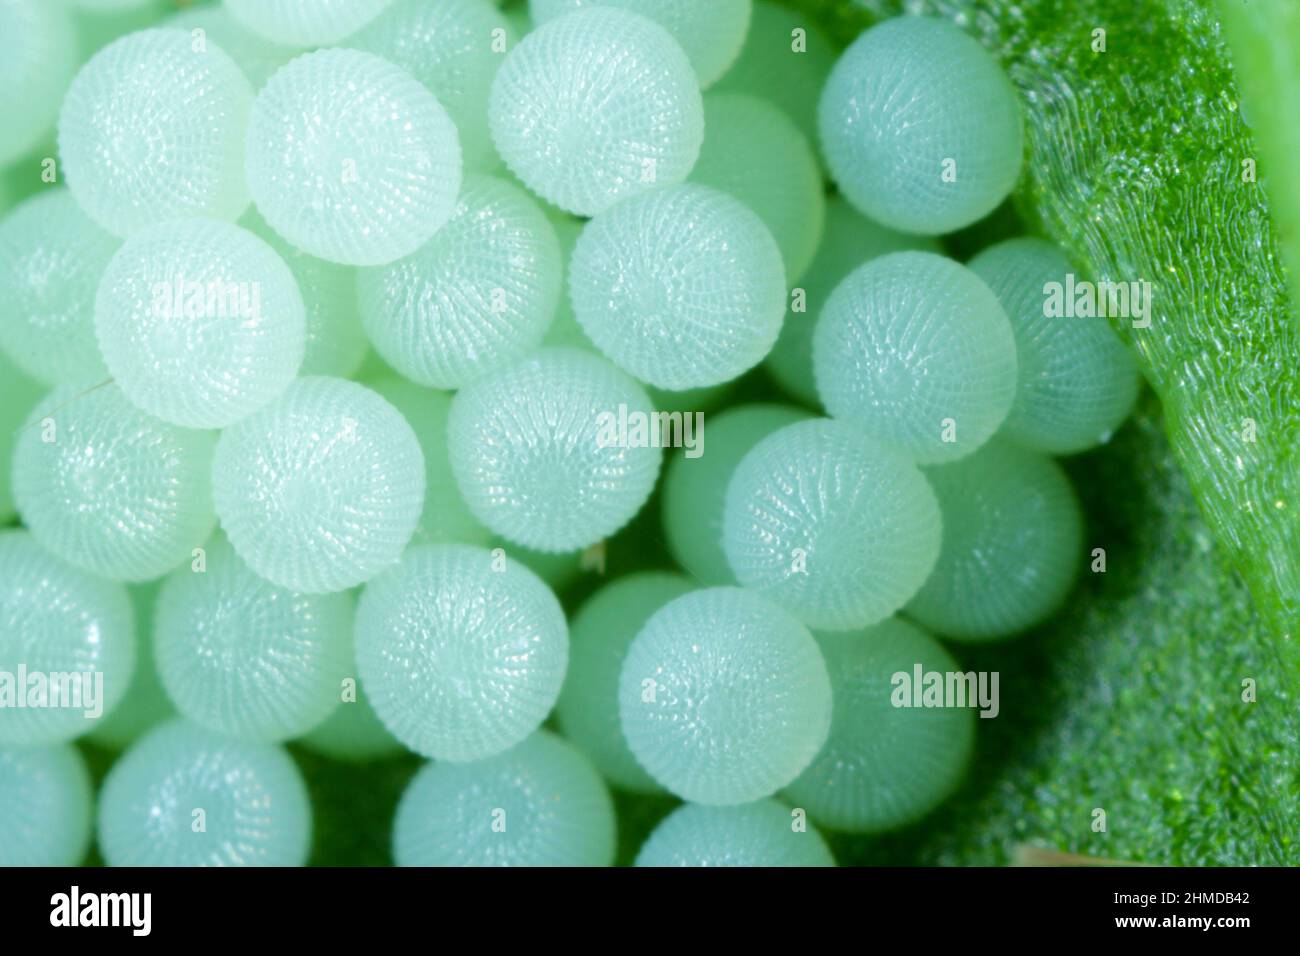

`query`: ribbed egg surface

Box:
[211,376,426,594]
[392,730,615,867]
[489,7,704,216]
[619,587,832,805]
[448,348,662,552]
[906,441,1084,641]
[95,218,306,429]
[355,544,568,762]
[569,184,786,390]
[58,29,253,236]
[818,15,1024,235]
[635,799,834,867]
[348,0,514,171]
[0,530,135,747]
[97,719,312,867]
[358,175,561,389]
[722,418,942,630]
[813,251,1017,464]
[528,0,751,88]
[245,48,463,266]
[12,384,217,582]
[153,535,354,742]
[0,191,118,386]
[784,618,976,833]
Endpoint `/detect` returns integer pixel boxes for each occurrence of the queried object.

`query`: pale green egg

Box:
[95,218,306,429]
[529,0,751,88]
[0,529,135,747]
[245,48,463,266]
[13,384,217,582]
[489,7,703,216]
[635,799,835,867]
[766,195,942,407]
[448,348,662,552]
[784,618,976,833]
[211,377,426,594]
[906,440,1084,641]
[392,730,615,866]
[619,587,831,805]
[662,403,812,585]
[355,544,567,761]
[358,175,561,389]
[819,16,1023,234]
[813,251,1017,464]
[58,29,253,236]
[691,92,824,283]
[98,718,312,866]
[0,744,94,866]
[968,237,1140,454]
[556,571,693,792]
[723,418,941,630]
[569,184,786,390]
[154,534,354,742]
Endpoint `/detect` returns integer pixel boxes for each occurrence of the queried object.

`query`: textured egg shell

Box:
[347,0,514,171]
[95,218,306,429]
[392,730,615,866]
[97,718,312,866]
[0,190,118,385]
[356,543,568,762]
[58,29,253,236]
[211,376,426,594]
[662,403,812,585]
[154,534,354,741]
[448,348,662,552]
[722,418,942,630]
[818,15,1023,234]
[489,7,704,216]
[245,48,463,266]
[619,587,832,805]
[569,184,786,390]
[690,92,824,283]
[906,440,1084,640]
[529,0,751,88]
[358,174,561,389]
[0,529,136,746]
[813,250,1017,464]
[765,195,942,407]
[556,571,694,792]
[13,384,217,582]
[635,799,835,867]
[968,237,1140,455]
[784,618,976,832]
